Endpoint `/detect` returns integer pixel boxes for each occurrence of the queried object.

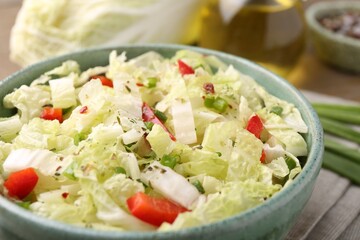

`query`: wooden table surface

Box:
[1,0,359,101]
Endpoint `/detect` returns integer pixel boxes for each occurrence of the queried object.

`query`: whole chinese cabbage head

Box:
[10,0,204,67]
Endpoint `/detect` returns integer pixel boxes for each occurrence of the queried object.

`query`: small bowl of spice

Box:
[306,1,360,73]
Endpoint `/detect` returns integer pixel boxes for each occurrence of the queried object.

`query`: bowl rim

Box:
[305,1,360,47]
[0,43,324,239]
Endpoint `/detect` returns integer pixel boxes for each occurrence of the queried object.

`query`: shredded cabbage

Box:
[0,49,308,232]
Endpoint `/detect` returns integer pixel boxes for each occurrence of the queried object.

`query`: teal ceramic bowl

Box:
[306,1,360,73]
[0,44,323,240]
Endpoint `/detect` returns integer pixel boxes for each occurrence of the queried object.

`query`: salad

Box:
[0,50,308,231]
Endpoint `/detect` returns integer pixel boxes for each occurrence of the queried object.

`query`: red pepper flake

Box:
[260,149,266,163]
[136,82,144,87]
[90,75,113,88]
[62,192,69,199]
[55,166,62,171]
[203,83,215,94]
[79,106,88,114]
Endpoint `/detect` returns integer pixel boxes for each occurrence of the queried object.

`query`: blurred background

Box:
[0,0,359,102]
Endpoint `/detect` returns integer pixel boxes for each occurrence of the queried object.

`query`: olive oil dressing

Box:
[199,0,305,76]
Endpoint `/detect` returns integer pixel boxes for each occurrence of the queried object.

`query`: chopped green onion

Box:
[47,74,62,80]
[194,64,204,69]
[74,132,87,146]
[270,106,283,116]
[63,162,78,181]
[192,180,205,194]
[147,77,158,88]
[213,97,228,113]
[114,167,126,175]
[124,142,136,152]
[204,96,215,108]
[160,154,178,169]
[320,117,360,144]
[62,107,74,116]
[17,201,31,209]
[204,96,228,112]
[323,151,360,185]
[285,155,296,171]
[144,121,154,130]
[154,110,167,123]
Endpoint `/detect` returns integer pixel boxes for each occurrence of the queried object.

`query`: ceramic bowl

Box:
[305,1,360,73]
[0,44,323,240]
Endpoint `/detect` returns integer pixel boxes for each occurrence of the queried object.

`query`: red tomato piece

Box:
[40,107,63,123]
[246,115,264,139]
[127,192,188,226]
[4,168,39,200]
[91,75,113,88]
[142,102,176,141]
[177,60,194,76]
